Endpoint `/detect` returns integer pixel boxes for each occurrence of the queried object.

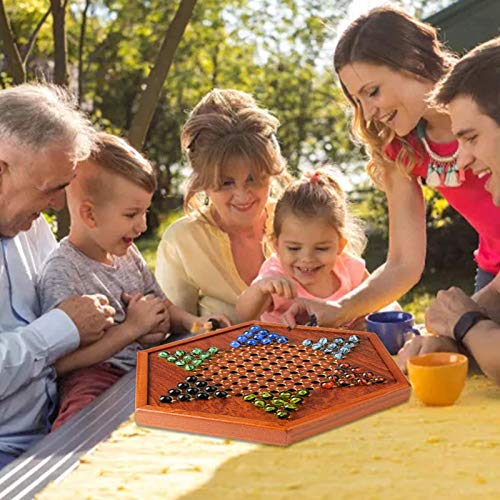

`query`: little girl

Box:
[237,170,375,324]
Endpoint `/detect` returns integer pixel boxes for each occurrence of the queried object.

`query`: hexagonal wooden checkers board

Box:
[135,322,410,446]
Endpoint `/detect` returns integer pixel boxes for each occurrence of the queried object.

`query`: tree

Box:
[128,0,197,150]
[0,0,50,84]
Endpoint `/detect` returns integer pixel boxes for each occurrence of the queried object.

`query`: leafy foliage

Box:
[1,0,480,302]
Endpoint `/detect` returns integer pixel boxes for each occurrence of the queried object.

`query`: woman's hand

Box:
[191,314,232,334]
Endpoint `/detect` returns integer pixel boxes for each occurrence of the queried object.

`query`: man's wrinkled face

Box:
[450,96,500,205]
[0,141,76,237]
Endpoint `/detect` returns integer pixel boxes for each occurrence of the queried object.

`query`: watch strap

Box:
[453,310,490,344]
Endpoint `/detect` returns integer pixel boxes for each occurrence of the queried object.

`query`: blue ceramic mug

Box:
[365,311,420,355]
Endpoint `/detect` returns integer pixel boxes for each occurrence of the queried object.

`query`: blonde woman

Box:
[156,89,290,324]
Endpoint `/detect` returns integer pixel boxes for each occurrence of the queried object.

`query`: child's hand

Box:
[155,299,173,333]
[123,293,170,338]
[136,331,171,347]
[190,314,231,334]
[258,277,297,300]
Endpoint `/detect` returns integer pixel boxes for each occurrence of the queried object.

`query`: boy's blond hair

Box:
[82,132,157,202]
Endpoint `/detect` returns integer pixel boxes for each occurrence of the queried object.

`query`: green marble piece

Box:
[290,397,303,405]
[264,405,277,413]
[192,359,203,367]
[243,394,257,402]
[271,399,285,407]
[276,410,290,419]
[254,400,266,408]
[297,389,310,397]
[175,360,185,367]
[175,350,186,357]
[166,356,177,363]
[183,355,193,362]
[261,391,272,400]
[184,364,194,371]
[279,391,292,400]
[200,353,211,360]
[158,351,169,358]
[207,347,219,355]
[284,403,297,411]
[191,348,203,355]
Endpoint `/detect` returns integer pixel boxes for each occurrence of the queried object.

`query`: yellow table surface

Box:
[38,374,499,500]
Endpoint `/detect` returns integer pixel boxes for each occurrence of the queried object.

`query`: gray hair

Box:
[0,83,95,160]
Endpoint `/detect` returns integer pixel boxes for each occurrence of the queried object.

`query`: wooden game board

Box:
[135,322,410,446]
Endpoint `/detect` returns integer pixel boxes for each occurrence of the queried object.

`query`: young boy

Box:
[38,132,226,429]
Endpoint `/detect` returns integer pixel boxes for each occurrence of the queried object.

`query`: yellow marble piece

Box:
[37,375,500,500]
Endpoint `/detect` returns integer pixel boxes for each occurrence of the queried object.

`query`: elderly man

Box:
[398,37,500,386]
[0,83,115,468]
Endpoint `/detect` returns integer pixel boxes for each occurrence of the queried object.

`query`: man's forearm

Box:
[473,283,500,324]
[462,320,500,385]
[0,310,79,399]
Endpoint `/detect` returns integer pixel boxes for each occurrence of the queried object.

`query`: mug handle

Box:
[403,327,421,344]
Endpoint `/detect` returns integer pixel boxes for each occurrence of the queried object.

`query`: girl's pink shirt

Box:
[255,253,367,323]
[386,132,500,274]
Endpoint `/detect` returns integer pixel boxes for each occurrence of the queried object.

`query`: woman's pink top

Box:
[255,253,367,323]
[386,133,500,274]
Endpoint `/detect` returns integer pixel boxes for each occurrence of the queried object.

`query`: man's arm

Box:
[0,309,79,400]
[462,320,500,385]
[473,274,500,324]
[425,287,500,386]
[0,294,116,400]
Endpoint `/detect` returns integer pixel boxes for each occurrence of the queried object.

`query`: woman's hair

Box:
[273,169,366,256]
[432,36,500,126]
[333,6,456,185]
[181,88,289,213]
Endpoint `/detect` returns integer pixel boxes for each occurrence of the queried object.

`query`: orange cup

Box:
[407,352,468,406]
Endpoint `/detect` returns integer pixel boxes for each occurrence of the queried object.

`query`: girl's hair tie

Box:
[308,171,322,184]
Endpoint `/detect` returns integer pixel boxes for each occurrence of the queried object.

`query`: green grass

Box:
[136,210,184,272]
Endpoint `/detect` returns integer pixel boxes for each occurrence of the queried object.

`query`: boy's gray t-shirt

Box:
[38,238,166,372]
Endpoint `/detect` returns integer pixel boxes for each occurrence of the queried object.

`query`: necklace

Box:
[416,121,462,188]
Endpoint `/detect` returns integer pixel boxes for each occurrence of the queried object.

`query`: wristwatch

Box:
[453,310,490,344]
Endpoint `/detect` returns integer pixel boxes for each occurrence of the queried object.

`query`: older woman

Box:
[155,89,289,324]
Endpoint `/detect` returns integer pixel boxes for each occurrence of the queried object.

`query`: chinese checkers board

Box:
[135,322,410,446]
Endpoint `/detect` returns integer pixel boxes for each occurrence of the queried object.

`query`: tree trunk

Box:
[0,0,26,83]
[128,0,198,150]
[50,0,69,86]
[77,0,91,105]
[50,0,70,238]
